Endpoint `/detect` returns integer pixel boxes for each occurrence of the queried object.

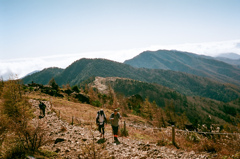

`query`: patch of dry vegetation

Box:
[0,80,53,159]
[25,87,240,158]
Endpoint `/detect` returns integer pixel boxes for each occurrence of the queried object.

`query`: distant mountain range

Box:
[23,57,240,102]
[216,53,240,59]
[124,50,240,86]
[214,53,240,67]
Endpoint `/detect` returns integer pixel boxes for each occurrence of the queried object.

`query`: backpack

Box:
[96,111,106,125]
[39,102,46,109]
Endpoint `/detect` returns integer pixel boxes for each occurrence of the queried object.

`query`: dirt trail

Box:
[30,99,209,159]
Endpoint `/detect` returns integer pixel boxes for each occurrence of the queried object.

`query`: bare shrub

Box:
[199,138,221,153]
[18,122,50,153]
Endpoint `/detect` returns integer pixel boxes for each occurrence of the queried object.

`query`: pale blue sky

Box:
[1,0,240,79]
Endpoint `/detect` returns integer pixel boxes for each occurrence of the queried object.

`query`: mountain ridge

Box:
[23,58,240,102]
[124,50,240,86]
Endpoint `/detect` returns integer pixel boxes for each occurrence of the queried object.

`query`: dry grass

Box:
[27,92,240,158]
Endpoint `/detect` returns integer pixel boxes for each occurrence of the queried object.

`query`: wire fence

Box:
[56,108,240,147]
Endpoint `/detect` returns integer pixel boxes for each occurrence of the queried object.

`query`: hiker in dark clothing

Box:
[110,109,122,143]
[39,101,46,117]
[96,109,107,138]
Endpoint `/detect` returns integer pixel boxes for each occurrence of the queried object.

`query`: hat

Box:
[114,109,118,112]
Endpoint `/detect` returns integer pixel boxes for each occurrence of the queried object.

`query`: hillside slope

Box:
[28,98,210,159]
[89,77,240,127]
[124,50,240,86]
[23,58,240,102]
[23,67,64,84]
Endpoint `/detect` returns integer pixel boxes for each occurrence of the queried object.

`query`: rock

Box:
[54,138,65,144]
[82,138,87,142]
[55,148,61,153]
[65,149,70,153]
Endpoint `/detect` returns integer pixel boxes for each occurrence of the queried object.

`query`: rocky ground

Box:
[29,99,210,159]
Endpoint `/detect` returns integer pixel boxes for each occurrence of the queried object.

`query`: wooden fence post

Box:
[172,125,175,145]
[72,116,74,125]
[124,121,126,134]
[59,110,60,119]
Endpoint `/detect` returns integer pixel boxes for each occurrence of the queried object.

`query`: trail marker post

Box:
[172,125,175,145]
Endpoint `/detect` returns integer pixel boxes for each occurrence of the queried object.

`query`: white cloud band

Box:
[1,39,240,81]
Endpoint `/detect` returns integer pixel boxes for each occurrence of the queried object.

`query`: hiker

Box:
[96,109,107,138]
[39,101,46,117]
[110,109,122,143]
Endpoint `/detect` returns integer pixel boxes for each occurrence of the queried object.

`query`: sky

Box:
[1,0,240,80]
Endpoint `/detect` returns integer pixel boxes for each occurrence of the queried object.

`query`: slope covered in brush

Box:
[88,77,240,127]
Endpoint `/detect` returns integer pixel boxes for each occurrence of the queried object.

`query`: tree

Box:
[165,100,176,124]
[0,78,49,157]
[72,85,80,93]
[48,78,59,91]
[2,79,32,125]
[141,98,153,120]
[0,77,3,96]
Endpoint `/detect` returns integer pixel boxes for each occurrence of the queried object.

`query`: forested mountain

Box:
[88,77,240,127]
[23,58,240,102]
[124,50,240,86]
[23,67,64,85]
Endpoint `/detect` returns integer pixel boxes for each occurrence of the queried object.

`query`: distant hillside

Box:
[23,67,64,85]
[214,57,240,67]
[23,58,240,102]
[89,77,240,127]
[216,53,240,59]
[22,70,40,78]
[124,50,240,86]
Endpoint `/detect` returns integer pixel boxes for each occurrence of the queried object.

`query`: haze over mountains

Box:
[215,53,240,67]
[216,53,240,59]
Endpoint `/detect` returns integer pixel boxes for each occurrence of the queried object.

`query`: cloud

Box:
[236,43,240,48]
[1,39,240,81]
[148,39,240,56]
[0,50,138,80]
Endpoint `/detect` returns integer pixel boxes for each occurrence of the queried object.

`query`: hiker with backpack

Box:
[96,109,107,138]
[110,109,122,143]
[39,101,46,118]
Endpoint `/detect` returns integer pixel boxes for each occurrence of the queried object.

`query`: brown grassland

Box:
[27,91,240,159]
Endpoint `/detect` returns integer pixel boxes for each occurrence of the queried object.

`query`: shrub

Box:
[157,138,169,146]
[200,139,220,153]
[92,100,102,107]
[120,128,129,137]
[186,132,201,143]
[4,141,26,159]
[19,123,50,153]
